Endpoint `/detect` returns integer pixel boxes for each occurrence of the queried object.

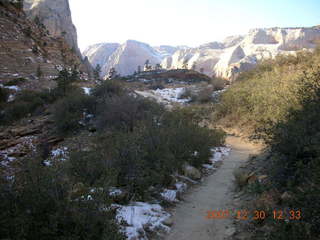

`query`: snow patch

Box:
[82,87,91,95]
[161,189,178,202]
[114,202,171,240]
[210,146,231,163]
[153,87,190,103]
[51,147,69,161]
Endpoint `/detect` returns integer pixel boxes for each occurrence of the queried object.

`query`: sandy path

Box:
[164,136,260,240]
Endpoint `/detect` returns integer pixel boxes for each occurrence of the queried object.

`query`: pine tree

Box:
[54,68,78,97]
[94,64,101,80]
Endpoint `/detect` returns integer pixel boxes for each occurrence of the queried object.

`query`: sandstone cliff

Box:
[23,0,79,55]
[164,27,320,80]
[0,2,90,90]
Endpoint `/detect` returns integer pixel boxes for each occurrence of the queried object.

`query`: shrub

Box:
[211,77,227,91]
[53,90,95,134]
[4,78,26,86]
[68,150,118,187]
[0,90,53,124]
[0,87,9,104]
[92,80,124,101]
[95,95,163,132]
[0,155,124,240]
[190,87,213,103]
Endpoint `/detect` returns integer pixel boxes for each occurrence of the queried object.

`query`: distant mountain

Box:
[84,40,164,77]
[163,27,320,79]
[84,27,320,80]
[83,43,120,69]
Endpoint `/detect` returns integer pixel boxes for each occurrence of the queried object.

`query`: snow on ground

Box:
[152,87,190,103]
[82,87,91,95]
[210,146,231,163]
[161,189,178,202]
[0,136,37,167]
[202,146,231,169]
[51,147,69,160]
[109,188,123,197]
[160,181,188,202]
[114,202,171,240]
[4,85,21,91]
[44,147,69,166]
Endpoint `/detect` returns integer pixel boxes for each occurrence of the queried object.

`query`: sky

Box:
[69,0,320,52]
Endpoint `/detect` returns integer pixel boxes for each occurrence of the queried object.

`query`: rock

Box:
[162,216,174,226]
[0,2,92,90]
[84,27,320,80]
[83,43,120,70]
[24,0,80,56]
[225,226,236,236]
[281,191,292,202]
[182,163,201,180]
[258,175,268,181]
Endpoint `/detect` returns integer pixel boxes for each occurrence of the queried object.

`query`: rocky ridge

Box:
[0,2,92,91]
[84,27,320,80]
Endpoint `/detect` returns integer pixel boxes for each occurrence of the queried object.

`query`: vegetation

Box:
[217,48,320,239]
[0,154,124,240]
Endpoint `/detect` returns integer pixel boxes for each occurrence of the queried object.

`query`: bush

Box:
[4,78,26,86]
[53,90,95,134]
[215,50,317,133]
[0,87,9,104]
[190,87,214,103]
[95,95,163,132]
[0,155,124,240]
[92,80,125,101]
[211,77,227,91]
[217,48,320,239]
[0,90,54,124]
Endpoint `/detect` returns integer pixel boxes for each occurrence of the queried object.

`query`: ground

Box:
[163,136,261,240]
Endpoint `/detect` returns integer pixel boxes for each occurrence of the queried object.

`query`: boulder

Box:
[182,163,201,180]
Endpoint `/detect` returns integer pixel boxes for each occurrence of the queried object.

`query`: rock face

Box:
[83,43,120,69]
[102,40,163,77]
[164,27,320,80]
[0,3,90,90]
[84,27,320,80]
[23,0,80,56]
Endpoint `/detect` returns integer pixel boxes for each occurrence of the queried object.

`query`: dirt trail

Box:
[164,136,261,240]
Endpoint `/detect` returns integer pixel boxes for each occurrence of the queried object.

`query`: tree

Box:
[144,60,152,71]
[94,64,102,80]
[182,59,188,69]
[155,63,162,70]
[54,68,79,97]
